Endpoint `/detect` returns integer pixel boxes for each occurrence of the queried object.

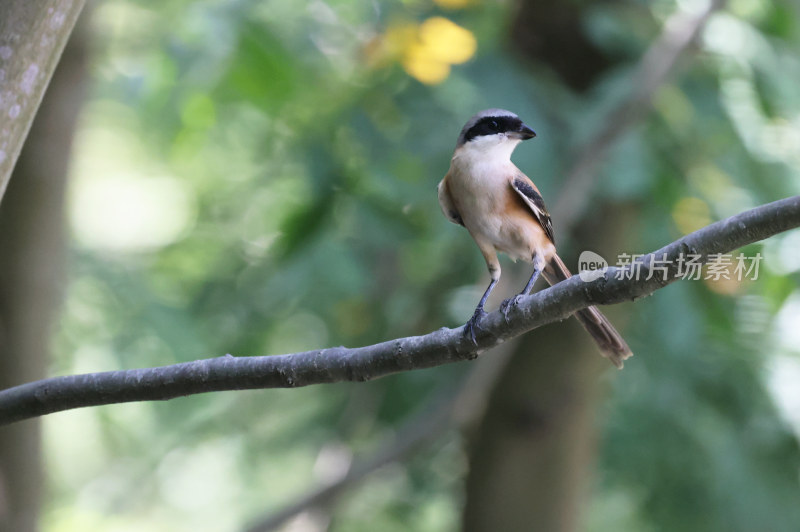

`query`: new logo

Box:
[578,251,608,282]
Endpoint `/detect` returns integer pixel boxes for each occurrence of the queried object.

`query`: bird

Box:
[437,108,632,369]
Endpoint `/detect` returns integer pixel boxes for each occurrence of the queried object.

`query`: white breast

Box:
[446,139,552,263]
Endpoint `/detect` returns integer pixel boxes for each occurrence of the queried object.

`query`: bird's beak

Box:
[509,123,536,140]
[516,123,536,140]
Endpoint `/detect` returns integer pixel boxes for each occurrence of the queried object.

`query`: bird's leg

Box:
[501,255,544,322]
[521,256,544,295]
[464,277,498,345]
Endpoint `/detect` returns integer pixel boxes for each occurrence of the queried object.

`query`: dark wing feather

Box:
[511,177,555,244]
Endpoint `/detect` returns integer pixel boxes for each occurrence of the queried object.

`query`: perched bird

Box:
[437,109,632,368]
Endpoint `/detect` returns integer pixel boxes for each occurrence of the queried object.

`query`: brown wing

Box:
[437,177,464,226]
[510,176,554,244]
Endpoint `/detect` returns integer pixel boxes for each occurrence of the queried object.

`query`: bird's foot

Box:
[500,295,524,322]
[463,307,488,345]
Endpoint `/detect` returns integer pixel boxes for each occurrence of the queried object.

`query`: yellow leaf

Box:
[402,43,451,85]
[418,17,477,65]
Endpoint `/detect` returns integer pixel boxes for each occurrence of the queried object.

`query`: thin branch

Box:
[552,0,725,229]
[0,196,798,426]
[245,396,451,532]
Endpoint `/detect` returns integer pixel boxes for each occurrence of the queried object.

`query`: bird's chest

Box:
[448,160,510,216]
[447,159,543,262]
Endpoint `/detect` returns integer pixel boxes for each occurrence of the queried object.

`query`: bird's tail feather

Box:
[542,254,633,369]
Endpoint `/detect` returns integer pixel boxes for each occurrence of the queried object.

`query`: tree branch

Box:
[0,0,86,203]
[552,0,725,229]
[0,196,798,426]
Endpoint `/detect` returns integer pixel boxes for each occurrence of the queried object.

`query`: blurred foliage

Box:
[42,0,800,531]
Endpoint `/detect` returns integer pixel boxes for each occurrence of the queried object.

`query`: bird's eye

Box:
[490,120,499,131]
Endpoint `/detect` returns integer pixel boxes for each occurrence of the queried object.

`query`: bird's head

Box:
[455,109,536,157]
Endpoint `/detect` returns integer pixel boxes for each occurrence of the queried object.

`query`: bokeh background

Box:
[2,0,800,530]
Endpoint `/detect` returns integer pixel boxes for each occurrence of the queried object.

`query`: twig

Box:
[245,395,451,532]
[0,195,797,426]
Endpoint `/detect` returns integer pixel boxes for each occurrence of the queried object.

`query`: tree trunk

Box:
[462,325,606,532]
[462,202,636,532]
[509,0,618,92]
[0,19,89,531]
[458,0,636,528]
[0,0,85,200]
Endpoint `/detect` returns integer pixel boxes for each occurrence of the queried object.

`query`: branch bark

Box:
[0,0,86,203]
[0,196,797,426]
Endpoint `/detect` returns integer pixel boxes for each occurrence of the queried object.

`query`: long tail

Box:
[542,254,633,369]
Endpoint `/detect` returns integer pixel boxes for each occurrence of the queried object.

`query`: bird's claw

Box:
[500,295,524,322]
[463,308,488,345]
